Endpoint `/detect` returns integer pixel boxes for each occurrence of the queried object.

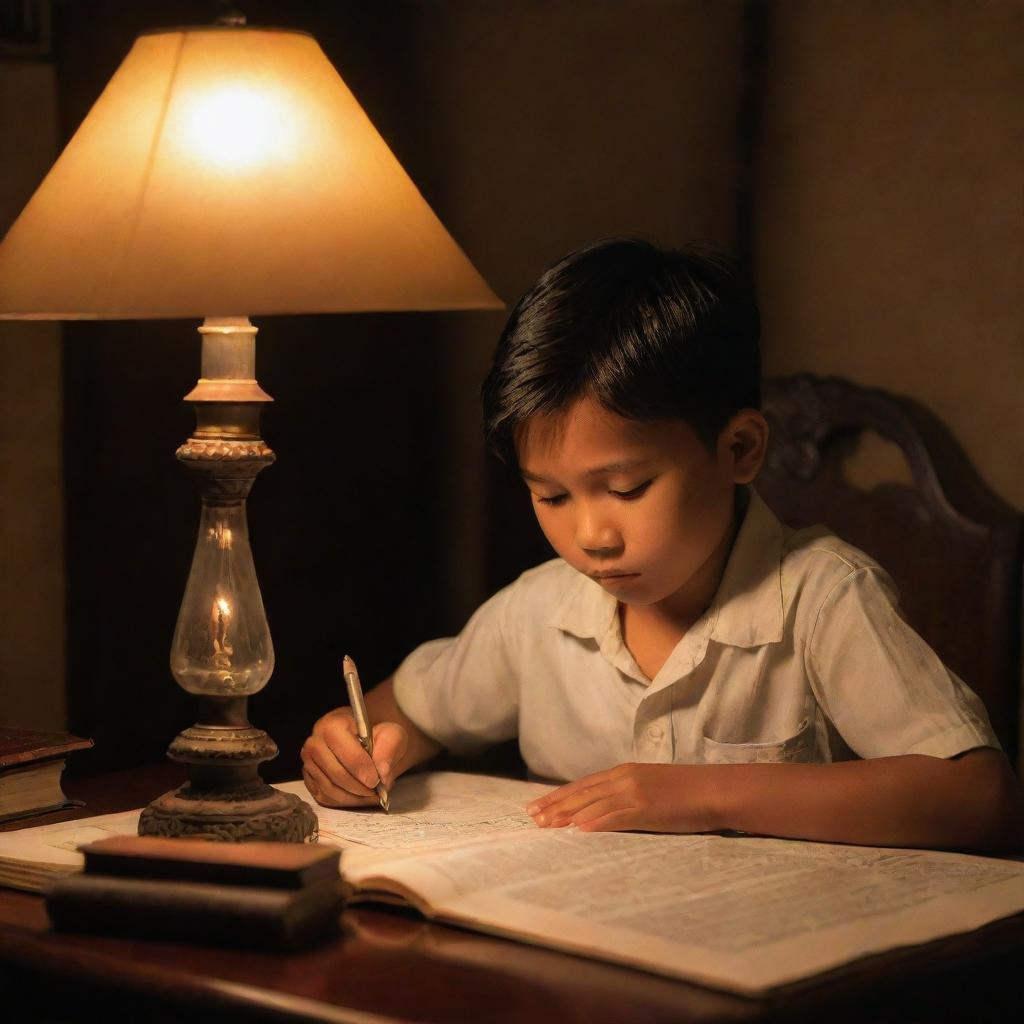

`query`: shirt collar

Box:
[708,487,785,648]
[549,486,785,649]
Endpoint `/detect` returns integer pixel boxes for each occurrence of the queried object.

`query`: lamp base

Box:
[139,780,317,843]
[139,699,317,843]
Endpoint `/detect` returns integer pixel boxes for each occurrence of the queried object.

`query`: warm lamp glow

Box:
[182,85,301,171]
[0,26,502,319]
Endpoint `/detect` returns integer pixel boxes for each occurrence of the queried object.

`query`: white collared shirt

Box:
[393,489,999,782]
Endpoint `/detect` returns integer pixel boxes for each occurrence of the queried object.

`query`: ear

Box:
[717,410,769,484]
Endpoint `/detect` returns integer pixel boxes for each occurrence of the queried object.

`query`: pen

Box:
[343,654,390,813]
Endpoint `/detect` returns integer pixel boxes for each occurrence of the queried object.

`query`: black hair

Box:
[481,238,761,466]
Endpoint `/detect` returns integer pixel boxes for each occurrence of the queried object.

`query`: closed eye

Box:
[610,480,653,500]
[535,493,568,507]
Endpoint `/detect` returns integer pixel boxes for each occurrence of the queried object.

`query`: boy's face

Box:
[517,396,765,614]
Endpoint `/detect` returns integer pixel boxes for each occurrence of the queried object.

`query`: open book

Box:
[2,771,1024,995]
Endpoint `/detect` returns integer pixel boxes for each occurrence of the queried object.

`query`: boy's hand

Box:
[300,708,408,808]
[526,763,718,834]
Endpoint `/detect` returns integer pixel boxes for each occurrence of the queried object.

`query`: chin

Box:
[621,572,693,607]
[602,577,660,603]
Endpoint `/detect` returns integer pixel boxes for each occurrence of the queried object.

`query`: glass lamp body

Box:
[171,498,273,697]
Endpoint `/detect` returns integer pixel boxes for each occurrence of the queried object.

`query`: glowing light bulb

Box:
[182,86,297,170]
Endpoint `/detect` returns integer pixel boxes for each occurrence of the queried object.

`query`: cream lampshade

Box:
[0,21,501,842]
[0,25,500,317]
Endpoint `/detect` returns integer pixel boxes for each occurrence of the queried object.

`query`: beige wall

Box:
[0,59,66,729]
[756,0,1024,505]
[410,0,747,619]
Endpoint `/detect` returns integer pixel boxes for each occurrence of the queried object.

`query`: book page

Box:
[0,808,141,889]
[0,772,546,892]
[277,772,549,851]
[347,827,1024,994]
[0,808,140,866]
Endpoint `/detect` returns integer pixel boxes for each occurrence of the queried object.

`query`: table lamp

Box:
[0,15,501,842]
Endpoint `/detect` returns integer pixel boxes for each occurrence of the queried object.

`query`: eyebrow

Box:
[520,459,650,484]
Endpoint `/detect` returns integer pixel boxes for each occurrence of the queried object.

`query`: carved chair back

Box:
[757,374,1022,773]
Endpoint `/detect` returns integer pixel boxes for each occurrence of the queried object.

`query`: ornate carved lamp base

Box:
[139,698,318,843]
[139,778,317,842]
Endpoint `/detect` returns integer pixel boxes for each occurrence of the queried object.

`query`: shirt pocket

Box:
[701,716,818,764]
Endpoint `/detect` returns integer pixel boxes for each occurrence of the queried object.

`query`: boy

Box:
[302,239,1023,852]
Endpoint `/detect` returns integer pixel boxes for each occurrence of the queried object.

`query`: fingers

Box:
[538,784,621,827]
[302,711,380,801]
[300,709,411,807]
[533,786,639,831]
[559,795,629,828]
[529,764,697,834]
[575,806,639,832]
[319,710,385,789]
[302,737,375,805]
[371,722,408,789]
[526,769,614,818]
[303,762,376,809]
[528,773,623,827]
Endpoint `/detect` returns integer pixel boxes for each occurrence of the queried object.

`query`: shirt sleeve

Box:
[391,583,521,755]
[805,565,1001,760]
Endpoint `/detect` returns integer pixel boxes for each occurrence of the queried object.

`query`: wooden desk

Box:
[1,764,1022,1023]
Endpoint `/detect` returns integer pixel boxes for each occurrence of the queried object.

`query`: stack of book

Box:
[0,728,92,824]
[46,835,345,950]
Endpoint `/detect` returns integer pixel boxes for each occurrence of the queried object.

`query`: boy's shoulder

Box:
[715,493,900,647]
[779,521,897,605]
[486,557,588,628]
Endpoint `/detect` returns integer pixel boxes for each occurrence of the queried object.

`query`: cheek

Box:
[627,493,686,550]
[533,507,574,556]
[535,511,598,575]
[629,488,721,563]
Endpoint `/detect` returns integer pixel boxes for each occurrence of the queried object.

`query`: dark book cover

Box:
[0,729,93,769]
[46,873,345,950]
[80,834,340,890]
[0,729,92,823]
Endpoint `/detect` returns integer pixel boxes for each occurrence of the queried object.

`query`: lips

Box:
[591,571,640,581]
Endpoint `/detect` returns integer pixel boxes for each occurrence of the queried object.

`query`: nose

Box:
[575,507,623,559]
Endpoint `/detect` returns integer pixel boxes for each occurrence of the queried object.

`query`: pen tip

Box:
[342,654,353,672]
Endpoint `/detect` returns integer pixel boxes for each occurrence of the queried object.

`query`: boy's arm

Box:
[365,675,444,776]
[528,748,1024,853]
[301,676,442,807]
[713,748,1024,851]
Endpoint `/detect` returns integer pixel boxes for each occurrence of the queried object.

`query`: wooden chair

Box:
[757,374,1023,774]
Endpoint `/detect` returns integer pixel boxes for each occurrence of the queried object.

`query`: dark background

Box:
[0,0,1020,781]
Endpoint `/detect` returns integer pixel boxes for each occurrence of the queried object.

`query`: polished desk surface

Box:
[1,763,1023,1024]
